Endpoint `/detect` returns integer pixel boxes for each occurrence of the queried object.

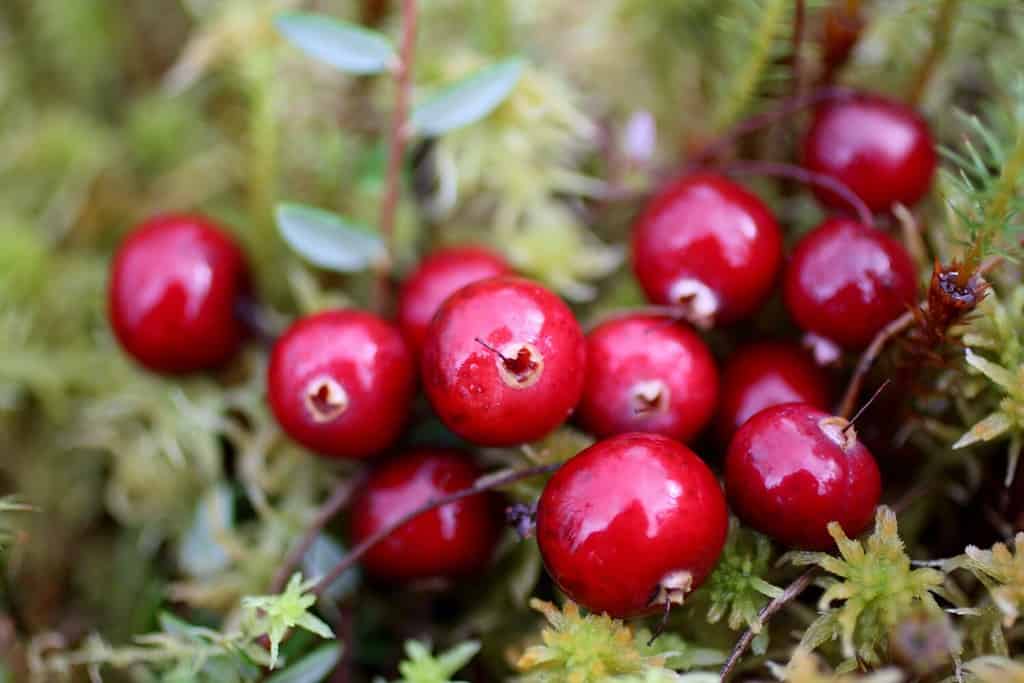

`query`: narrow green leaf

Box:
[178,484,234,578]
[276,203,386,273]
[275,12,395,75]
[265,643,342,683]
[411,58,525,137]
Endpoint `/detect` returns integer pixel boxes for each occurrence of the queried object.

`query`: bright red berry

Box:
[421,276,585,446]
[268,310,415,459]
[716,342,831,445]
[397,246,512,355]
[577,315,718,442]
[537,433,728,618]
[783,218,918,349]
[108,213,250,373]
[725,403,881,550]
[631,173,783,328]
[802,93,937,212]
[348,449,502,581]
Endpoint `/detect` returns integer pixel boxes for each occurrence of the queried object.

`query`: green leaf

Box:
[276,203,386,273]
[301,534,360,603]
[410,58,525,137]
[178,484,234,578]
[275,12,395,75]
[266,643,342,683]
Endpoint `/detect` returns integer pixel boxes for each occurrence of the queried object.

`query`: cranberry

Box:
[716,341,831,445]
[783,218,918,349]
[802,93,936,212]
[631,173,783,328]
[420,276,585,446]
[725,403,881,550]
[348,449,501,581]
[577,314,718,442]
[108,213,250,373]
[397,246,511,355]
[268,310,415,459]
[536,433,728,618]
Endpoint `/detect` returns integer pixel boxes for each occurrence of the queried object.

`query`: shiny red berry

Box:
[268,310,415,459]
[397,246,511,355]
[725,403,881,550]
[631,173,783,328]
[783,218,918,349]
[577,315,718,442]
[348,449,502,581]
[537,433,728,618]
[802,93,937,212]
[109,213,250,373]
[716,342,831,445]
[421,276,585,446]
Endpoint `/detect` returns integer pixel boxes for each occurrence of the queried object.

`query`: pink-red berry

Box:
[420,276,585,446]
[577,314,718,442]
[268,310,415,459]
[109,213,250,373]
[537,433,728,618]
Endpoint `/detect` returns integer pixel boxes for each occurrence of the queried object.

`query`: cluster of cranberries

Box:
[107,91,934,619]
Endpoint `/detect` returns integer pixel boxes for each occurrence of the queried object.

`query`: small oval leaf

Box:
[265,643,342,683]
[301,534,360,603]
[178,484,234,578]
[275,12,395,75]
[411,58,526,137]
[276,203,386,273]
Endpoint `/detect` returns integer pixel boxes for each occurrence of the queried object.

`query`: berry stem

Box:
[908,0,960,106]
[311,463,560,597]
[843,378,892,435]
[837,311,915,419]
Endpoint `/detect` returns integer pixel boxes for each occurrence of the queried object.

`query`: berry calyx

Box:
[108,213,250,373]
[577,314,719,442]
[783,218,918,349]
[725,403,881,550]
[536,432,728,618]
[348,449,502,581]
[802,92,937,212]
[631,173,783,327]
[420,276,586,446]
[716,341,831,444]
[397,246,511,355]
[268,310,415,459]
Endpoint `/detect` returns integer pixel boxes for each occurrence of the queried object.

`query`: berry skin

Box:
[631,173,783,328]
[108,213,250,373]
[725,403,881,550]
[577,314,718,442]
[802,93,937,212]
[536,433,728,618]
[348,449,502,581]
[783,218,918,349]
[716,342,831,445]
[397,246,511,355]
[268,310,415,459]
[421,276,586,447]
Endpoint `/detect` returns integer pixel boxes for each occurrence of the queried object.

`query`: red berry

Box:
[397,246,511,355]
[109,213,250,373]
[577,315,718,442]
[784,218,918,349]
[725,403,881,550]
[268,310,415,459]
[716,342,831,445]
[421,276,585,446]
[537,433,728,618]
[802,93,937,212]
[631,173,783,328]
[348,449,502,581]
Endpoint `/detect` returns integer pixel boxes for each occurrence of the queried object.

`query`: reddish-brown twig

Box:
[837,311,916,419]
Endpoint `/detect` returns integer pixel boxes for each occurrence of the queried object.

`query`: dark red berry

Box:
[631,173,783,328]
[716,342,831,445]
[348,449,502,581]
[783,218,918,349]
[420,276,585,446]
[268,310,415,459]
[109,213,249,373]
[397,246,511,355]
[802,93,936,212]
[577,315,718,442]
[725,403,881,550]
[537,433,728,618]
